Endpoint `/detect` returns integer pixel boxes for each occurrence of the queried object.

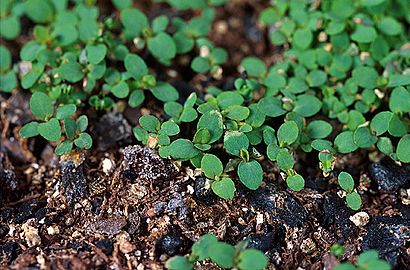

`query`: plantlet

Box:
[19,92,91,155]
[166,234,268,270]
[334,250,391,270]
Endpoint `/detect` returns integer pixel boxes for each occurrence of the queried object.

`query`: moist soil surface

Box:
[1,1,410,269]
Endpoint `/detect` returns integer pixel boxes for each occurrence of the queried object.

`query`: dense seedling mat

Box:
[0,0,409,269]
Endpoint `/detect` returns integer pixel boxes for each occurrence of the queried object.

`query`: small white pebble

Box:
[102,158,115,174]
[349,212,370,227]
[47,225,60,235]
[256,212,264,225]
[187,185,194,194]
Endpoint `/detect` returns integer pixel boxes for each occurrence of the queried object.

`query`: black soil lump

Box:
[122,145,178,184]
[156,230,185,257]
[321,194,356,237]
[249,183,308,227]
[194,176,216,205]
[362,216,410,267]
[95,112,132,151]
[369,158,410,192]
[59,159,88,204]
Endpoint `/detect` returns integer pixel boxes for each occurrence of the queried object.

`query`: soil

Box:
[1,1,410,270]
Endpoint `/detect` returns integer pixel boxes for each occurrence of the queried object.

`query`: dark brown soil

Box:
[1,1,410,270]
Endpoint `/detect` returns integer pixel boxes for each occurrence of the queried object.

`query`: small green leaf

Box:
[111,81,130,98]
[147,32,176,62]
[74,132,92,149]
[293,94,322,117]
[306,70,327,87]
[25,0,53,23]
[389,86,410,114]
[120,8,148,38]
[151,82,179,102]
[193,128,211,144]
[293,28,313,50]
[224,131,249,156]
[128,90,145,108]
[346,191,362,210]
[334,131,358,153]
[38,118,61,142]
[277,121,299,146]
[192,234,218,260]
[378,17,402,36]
[240,57,266,77]
[124,53,148,80]
[397,135,410,163]
[307,120,333,139]
[86,44,107,64]
[370,111,393,136]
[201,154,223,179]
[217,91,244,110]
[30,92,53,120]
[277,149,294,172]
[238,160,263,190]
[286,174,305,191]
[208,242,235,268]
[353,127,377,148]
[212,177,235,200]
[258,97,286,117]
[165,256,193,270]
[76,115,88,133]
[351,25,377,43]
[225,105,250,121]
[191,57,210,73]
[19,122,39,138]
[161,121,180,136]
[376,137,393,156]
[338,172,354,193]
[168,139,199,160]
[139,115,160,133]
[237,249,269,270]
[197,110,223,144]
[59,62,84,83]
[55,140,73,156]
[388,114,407,137]
[64,118,77,140]
[56,104,77,120]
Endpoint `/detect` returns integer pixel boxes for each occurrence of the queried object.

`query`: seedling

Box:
[334,250,391,270]
[166,234,268,270]
[338,172,362,210]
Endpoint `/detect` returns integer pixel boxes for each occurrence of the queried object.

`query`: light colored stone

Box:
[349,212,370,227]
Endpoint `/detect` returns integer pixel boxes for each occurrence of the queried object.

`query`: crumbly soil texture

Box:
[1,1,410,270]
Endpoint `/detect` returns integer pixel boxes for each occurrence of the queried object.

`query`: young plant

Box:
[338,172,362,210]
[166,234,268,270]
[334,250,391,270]
[19,92,92,155]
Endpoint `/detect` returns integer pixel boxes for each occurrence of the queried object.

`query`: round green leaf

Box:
[201,154,223,179]
[128,90,145,108]
[59,62,84,83]
[197,110,223,143]
[25,0,53,23]
[0,45,11,71]
[208,242,235,268]
[212,177,235,200]
[378,17,402,36]
[191,57,210,73]
[30,92,53,120]
[277,121,299,146]
[376,137,393,156]
[225,105,250,121]
[293,95,322,117]
[346,192,362,210]
[388,114,407,137]
[74,132,92,149]
[19,122,39,138]
[238,160,263,190]
[56,104,77,120]
[161,121,180,136]
[38,118,61,142]
[351,25,377,43]
[237,249,268,270]
[370,111,393,136]
[258,97,286,117]
[165,256,192,270]
[307,120,333,139]
[338,172,354,193]
[120,8,148,38]
[397,135,410,163]
[139,115,160,132]
[111,81,129,98]
[55,140,73,156]
[389,86,410,114]
[352,66,378,89]
[168,139,199,160]
[124,53,148,80]
[224,131,249,156]
[277,149,294,172]
[86,44,107,65]
[151,82,179,102]
[293,28,313,50]
[147,32,176,62]
[0,16,20,40]
[241,57,266,77]
[286,174,305,191]
[353,127,377,148]
[306,70,327,87]
[334,131,358,153]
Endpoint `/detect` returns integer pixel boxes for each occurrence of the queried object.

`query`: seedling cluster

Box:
[166,234,268,270]
[1,0,409,214]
